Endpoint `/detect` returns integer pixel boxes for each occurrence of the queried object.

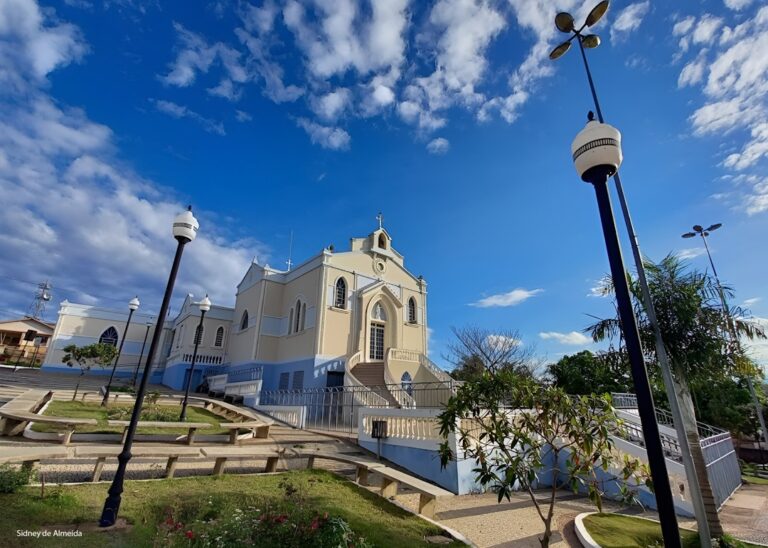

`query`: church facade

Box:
[43,225,450,401]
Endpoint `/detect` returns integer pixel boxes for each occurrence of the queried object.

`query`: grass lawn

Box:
[741,474,768,485]
[0,469,463,547]
[31,400,230,435]
[583,513,761,548]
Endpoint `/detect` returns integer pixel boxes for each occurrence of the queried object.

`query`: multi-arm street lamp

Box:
[572,115,681,548]
[131,322,153,388]
[682,224,768,444]
[180,295,211,421]
[99,207,199,528]
[551,2,713,543]
[102,297,140,406]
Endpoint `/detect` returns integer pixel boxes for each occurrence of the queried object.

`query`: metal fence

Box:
[259,381,458,434]
[611,392,741,509]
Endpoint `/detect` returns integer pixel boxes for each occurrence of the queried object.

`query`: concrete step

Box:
[351,364,398,407]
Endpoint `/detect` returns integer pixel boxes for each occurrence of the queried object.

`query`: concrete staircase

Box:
[351,363,399,407]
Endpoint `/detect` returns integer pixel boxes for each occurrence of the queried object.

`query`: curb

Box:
[574,513,601,548]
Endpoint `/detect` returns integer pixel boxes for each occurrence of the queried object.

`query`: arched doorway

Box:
[368,301,387,361]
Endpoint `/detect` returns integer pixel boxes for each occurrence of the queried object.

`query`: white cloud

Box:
[0,0,88,90]
[235,110,252,122]
[310,88,352,121]
[296,118,350,150]
[426,137,450,154]
[485,334,521,351]
[743,297,761,307]
[470,288,543,307]
[675,5,768,213]
[724,0,753,10]
[677,247,706,260]
[610,1,651,43]
[0,2,265,317]
[151,99,226,135]
[587,278,611,298]
[539,331,592,346]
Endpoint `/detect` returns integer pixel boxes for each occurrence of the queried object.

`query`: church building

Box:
[43,223,450,402]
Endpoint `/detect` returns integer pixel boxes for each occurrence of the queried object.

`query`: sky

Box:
[1,0,767,369]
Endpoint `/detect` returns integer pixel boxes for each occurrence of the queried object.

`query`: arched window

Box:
[378,233,387,249]
[294,299,302,333]
[240,310,249,331]
[401,372,413,396]
[99,327,119,347]
[194,324,204,345]
[371,302,387,321]
[334,278,347,309]
[214,326,224,347]
[408,297,417,324]
[300,302,306,331]
[288,308,294,335]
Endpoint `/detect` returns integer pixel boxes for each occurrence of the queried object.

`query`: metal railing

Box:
[227,366,263,383]
[611,392,741,509]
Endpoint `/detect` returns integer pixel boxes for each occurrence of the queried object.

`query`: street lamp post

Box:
[572,115,681,548]
[99,207,199,528]
[179,295,211,421]
[682,224,768,444]
[551,2,714,542]
[102,296,140,406]
[131,323,152,388]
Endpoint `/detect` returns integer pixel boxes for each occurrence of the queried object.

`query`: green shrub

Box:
[0,464,34,493]
[107,405,179,422]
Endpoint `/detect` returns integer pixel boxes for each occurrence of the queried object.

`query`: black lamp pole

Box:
[180,296,210,421]
[131,324,152,388]
[103,297,139,406]
[573,117,681,547]
[99,207,198,528]
[683,224,768,444]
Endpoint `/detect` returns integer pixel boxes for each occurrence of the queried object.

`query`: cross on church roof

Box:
[376,212,383,229]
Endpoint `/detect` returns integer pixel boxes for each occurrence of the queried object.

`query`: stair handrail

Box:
[384,349,416,409]
[344,352,389,407]
[418,353,455,384]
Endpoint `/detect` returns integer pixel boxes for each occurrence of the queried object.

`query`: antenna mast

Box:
[29,280,52,319]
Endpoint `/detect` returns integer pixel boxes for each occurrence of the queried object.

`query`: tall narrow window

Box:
[278,372,290,390]
[240,310,249,331]
[408,297,417,324]
[214,326,224,347]
[300,302,306,331]
[194,324,204,345]
[99,327,119,347]
[292,370,305,390]
[294,299,302,333]
[334,278,347,309]
[378,233,387,249]
[401,372,413,396]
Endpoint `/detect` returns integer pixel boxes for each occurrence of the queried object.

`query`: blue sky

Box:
[1,0,767,368]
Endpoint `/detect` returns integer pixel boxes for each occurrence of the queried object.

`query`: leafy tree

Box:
[587,254,766,536]
[62,343,117,401]
[547,350,632,395]
[437,371,649,548]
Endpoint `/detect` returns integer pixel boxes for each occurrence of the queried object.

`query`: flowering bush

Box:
[155,479,372,548]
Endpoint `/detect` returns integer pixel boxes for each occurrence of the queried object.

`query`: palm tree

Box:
[587,254,765,537]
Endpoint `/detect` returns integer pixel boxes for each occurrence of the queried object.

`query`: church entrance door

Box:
[369,323,385,361]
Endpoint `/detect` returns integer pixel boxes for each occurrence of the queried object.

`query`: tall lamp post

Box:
[131,322,153,388]
[682,224,768,444]
[550,2,714,542]
[99,207,199,528]
[102,296,140,406]
[180,295,211,421]
[572,115,681,548]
